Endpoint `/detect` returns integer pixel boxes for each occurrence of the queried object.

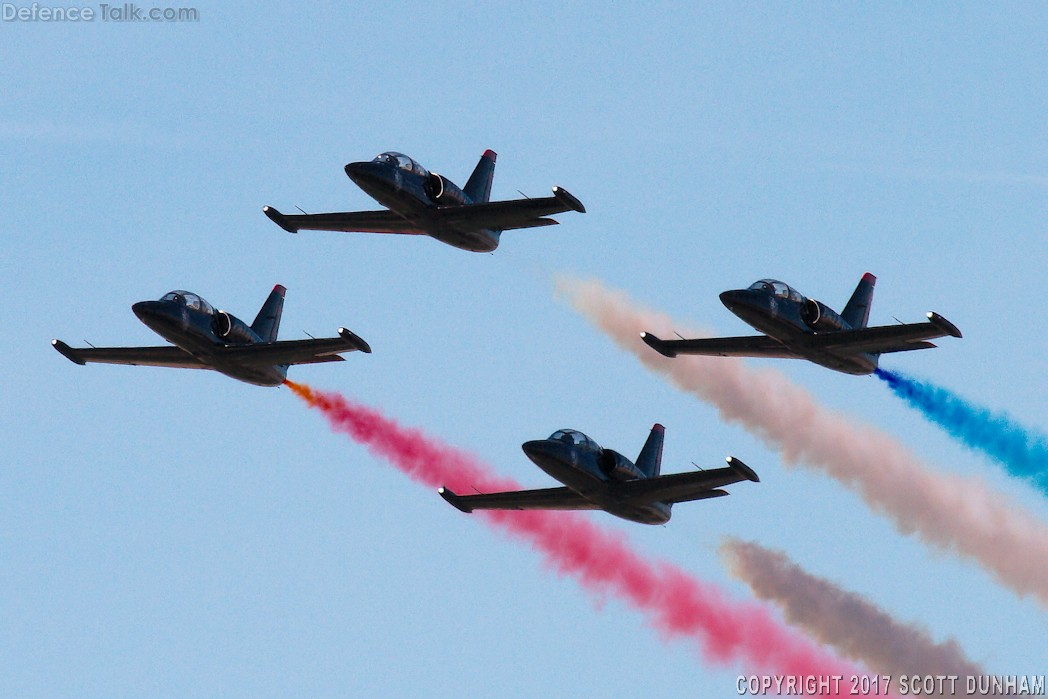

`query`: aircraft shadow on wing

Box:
[263,150,585,252]
[438,424,758,525]
[641,273,961,375]
[52,285,370,386]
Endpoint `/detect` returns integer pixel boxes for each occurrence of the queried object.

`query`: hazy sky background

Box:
[3,3,1046,696]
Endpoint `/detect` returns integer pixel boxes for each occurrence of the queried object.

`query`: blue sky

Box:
[3,2,1047,696]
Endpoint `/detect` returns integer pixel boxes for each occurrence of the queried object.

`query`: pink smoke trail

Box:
[556,276,1048,606]
[721,538,985,676]
[284,380,863,687]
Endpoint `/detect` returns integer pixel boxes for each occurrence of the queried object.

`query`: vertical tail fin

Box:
[842,273,876,329]
[463,149,496,204]
[636,423,665,479]
[251,284,285,343]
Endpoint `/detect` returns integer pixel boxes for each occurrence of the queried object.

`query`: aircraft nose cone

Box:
[719,289,759,311]
[132,300,183,333]
[132,300,164,322]
[344,160,388,187]
[521,439,572,466]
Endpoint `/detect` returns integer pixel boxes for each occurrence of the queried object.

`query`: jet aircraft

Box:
[263,150,585,252]
[438,424,758,525]
[641,273,961,375]
[52,285,370,386]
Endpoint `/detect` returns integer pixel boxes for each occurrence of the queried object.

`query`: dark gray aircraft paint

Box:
[641,273,961,376]
[263,150,585,252]
[52,285,370,386]
[439,424,758,525]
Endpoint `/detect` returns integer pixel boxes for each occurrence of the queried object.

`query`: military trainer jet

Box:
[52,285,370,386]
[641,273,961,375]
[263,150,585,252]
[438,424,758,525]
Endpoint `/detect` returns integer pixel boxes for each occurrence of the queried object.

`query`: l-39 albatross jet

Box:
[52,285,370,386]
[263,150,585,252]
[439,424,758,525]
[641,273,961,376]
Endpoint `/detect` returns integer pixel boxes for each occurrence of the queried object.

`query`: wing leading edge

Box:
[51,340,206,368]
[435,187,585,232]
[615,457,760,504]
[640,332,800,359]
[263,206,425,235]
[808,313,962,354]
[216,328,371,366]
[438,486,599,513]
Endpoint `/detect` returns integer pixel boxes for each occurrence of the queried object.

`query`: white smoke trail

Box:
[557,276,1048,606]
[721,538,985,676]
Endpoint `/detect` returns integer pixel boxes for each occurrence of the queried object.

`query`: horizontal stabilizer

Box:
[263,205,298,233]
[498,216,557,230]
[880,341,936,354]
[684,489,730,502]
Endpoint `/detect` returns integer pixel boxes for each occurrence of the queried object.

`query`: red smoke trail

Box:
[285,380,863,685]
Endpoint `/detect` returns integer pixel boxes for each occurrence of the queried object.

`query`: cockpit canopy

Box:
[160,290,214,315]
[748,279,803,302]
[548,429,600,451]
[373,151,429,177]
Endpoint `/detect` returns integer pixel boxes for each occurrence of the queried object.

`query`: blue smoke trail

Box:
[875,368,1048,491]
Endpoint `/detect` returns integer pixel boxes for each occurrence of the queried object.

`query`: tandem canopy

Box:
[372,151,429,177]
[748,279,803,302]
[549,429,600,451]
[159,290,214,315]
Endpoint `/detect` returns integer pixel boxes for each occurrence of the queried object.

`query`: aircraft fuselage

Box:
[344,158,500,252]
[522,438,672,525]
[720,288,878,375]
[132,295,287,386]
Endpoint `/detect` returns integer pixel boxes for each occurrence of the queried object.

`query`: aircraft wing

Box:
[264,187,584,235]
[54,328,370,370]
[263,206,426,234]
[616,458,760,505]
[809,313,962,354]
[640,332,799,359]
[435,187,586,232]
[212,328,372,366]
[52,340,206,368]
[438,485,599,513]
